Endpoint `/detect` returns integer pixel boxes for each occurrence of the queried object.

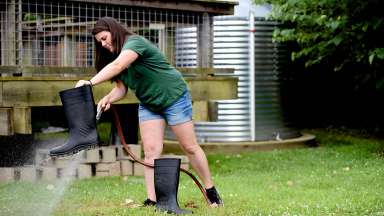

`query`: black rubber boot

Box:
[49,85,99,157]
[206,186,223,206]
[143,198,156,207]
[154,158,192,214]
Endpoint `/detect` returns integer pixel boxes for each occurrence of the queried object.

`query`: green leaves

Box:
[252,0,384,70]
[369,48,384,64]
[329,36,342,46]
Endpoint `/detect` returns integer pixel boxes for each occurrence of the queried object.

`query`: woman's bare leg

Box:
[170,121,213,189]
[140,119,166,201]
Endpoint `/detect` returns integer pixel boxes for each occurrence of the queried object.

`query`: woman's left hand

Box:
[75,80,91,88]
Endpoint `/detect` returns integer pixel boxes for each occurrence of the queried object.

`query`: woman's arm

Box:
[75,49,139,87]
[97,80,127,111]
[90,49,138,85]
[105,80,127,103]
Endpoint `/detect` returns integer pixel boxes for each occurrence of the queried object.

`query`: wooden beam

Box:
[0,108,13,136]
[187,77,237,101]
[190,0,238,3]
[1,0,17,66]
[13,107,32,134]
[193,101,209,121]
[67,0,236,15]
[0,81,3,106]
[0,77,237,107]
[198,13,213,67]
[0,66,234,77]
[0,79,136,107]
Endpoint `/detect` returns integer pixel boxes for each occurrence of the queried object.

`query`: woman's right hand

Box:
[75,80,92,88]
[97,95,111,112]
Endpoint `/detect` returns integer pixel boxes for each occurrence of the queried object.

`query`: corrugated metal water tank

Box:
[197,17,251,142]
[249,18,300,141]
[168,16,300,142]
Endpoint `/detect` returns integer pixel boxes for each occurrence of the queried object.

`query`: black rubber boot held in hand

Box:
[154,158,192,214]
[49,85,99,157]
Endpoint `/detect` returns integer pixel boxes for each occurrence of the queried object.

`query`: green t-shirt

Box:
[119,35,188,112]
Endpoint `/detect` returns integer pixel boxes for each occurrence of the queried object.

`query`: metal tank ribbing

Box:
[168,16,300,142]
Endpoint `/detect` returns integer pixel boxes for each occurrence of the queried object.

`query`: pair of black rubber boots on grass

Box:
[49,85,222,214]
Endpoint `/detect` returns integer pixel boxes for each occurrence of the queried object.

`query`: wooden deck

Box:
[0,67,237,136]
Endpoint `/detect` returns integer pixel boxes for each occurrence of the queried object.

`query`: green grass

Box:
[1,129,384,215]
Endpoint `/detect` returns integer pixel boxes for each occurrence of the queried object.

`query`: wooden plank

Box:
[0,66,234,78]
[198,13,213,67]
[67,0,236,15]
[1,80,137,107]
[0,108,13,136]
[0,77,237,107]
[193,101,209,121]
[13,107,32,134]
[0,66,95,77]
[187,77,238,101]
[0,81,3,106]
[1,1,16,66]
[191,0,238,3]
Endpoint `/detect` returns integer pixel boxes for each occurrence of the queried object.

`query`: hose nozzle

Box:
[96,106,103,121]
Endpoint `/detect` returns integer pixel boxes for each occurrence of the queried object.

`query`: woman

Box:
[76,17,222,207]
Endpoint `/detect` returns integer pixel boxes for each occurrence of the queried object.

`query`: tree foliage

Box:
[253,0,384,131]
[253,0,384,70]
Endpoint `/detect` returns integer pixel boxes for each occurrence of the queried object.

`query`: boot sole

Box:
[49,142,99,158]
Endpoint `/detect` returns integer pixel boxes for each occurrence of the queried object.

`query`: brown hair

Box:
[91,17,134,73]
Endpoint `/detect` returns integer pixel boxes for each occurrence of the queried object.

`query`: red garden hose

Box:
[110,106,210,205]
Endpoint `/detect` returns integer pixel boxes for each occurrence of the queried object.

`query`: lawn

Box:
[1,129,384,215]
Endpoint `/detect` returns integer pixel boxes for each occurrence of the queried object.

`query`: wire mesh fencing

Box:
[0,0,209,68]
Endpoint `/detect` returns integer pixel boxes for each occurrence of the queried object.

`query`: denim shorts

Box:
[138,91,193,126]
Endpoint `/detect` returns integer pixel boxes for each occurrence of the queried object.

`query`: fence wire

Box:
[0,0,207,68]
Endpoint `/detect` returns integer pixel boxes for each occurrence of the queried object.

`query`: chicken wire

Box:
[0,0,207,68]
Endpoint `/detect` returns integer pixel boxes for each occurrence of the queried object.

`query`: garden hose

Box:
[110,106,211,205]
